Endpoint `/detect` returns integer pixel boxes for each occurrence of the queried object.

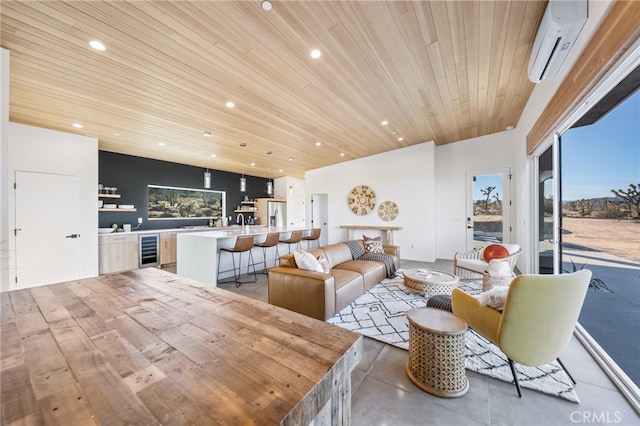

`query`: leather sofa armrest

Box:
[268,267,336,321]
[451,288,502,346]
[278,254,296,268]
[383,244,400,258]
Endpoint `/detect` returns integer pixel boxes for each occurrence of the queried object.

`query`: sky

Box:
[561,89,640,201]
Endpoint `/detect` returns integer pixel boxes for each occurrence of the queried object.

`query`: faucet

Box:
[237,213,245,226]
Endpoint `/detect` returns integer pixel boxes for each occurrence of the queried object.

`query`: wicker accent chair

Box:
[451,270,592,397]
[453,243,521,279]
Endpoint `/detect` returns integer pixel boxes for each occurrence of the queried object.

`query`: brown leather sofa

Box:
[268,240,400,320]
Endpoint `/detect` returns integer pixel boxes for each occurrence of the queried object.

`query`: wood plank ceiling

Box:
[1,0,546,179]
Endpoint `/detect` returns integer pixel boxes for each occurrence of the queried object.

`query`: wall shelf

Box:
[99,208,137,212]
[99,193,121,198]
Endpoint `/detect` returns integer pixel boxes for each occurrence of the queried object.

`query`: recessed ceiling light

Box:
[72,123,83,129]
[203,131,212,137]
[315,141,322,146]
[250,162,256,166]
[112,133,120,137]
[397,137,404,141]
[225,101,235,108]
[261,0,272,11]
[381,120,388,126]
[279,169,284,173]
[210,154,216,157]
[288,158,294,161]
[339,153,345,157]
[158,142,165,146]
[89,40,106,51]
[310,49,321,59]
[506,125,514,130]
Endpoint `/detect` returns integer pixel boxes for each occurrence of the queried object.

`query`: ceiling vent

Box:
[528,0,588,83]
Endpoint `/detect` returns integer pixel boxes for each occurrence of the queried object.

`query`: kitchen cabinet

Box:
[160,231,177,266]
[98,234,139,274]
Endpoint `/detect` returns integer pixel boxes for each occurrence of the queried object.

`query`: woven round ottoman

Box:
[405,307,468,398]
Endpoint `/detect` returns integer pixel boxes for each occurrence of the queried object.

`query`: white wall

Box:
[305,143,436,261]
[434,130,517,260]
[4,123,98,291]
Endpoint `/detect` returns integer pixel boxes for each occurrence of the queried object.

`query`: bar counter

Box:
[0,268,362,425]
[177,225,310,287]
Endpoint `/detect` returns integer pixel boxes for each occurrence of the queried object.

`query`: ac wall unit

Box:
[528,0,588,83]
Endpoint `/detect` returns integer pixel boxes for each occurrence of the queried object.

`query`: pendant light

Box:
[240,174,246,192]
[204,169,211,189]
[266,150,274,196]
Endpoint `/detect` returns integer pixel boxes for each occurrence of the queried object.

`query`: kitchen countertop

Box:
[98,225,270,237]
[177,226,310,287]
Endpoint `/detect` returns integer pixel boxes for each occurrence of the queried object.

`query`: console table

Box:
[340,225,402,245]
[0,268,362,425]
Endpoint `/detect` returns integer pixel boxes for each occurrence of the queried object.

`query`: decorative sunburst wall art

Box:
[348,185,376,215]
[378,200,399,221]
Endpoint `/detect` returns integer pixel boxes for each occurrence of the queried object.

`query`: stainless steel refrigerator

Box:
[267,200,286,227]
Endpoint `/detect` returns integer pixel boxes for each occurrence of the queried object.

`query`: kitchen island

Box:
[177,225,311,287]
[0,268,362,425]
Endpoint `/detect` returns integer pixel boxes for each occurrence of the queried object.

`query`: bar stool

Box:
[217,235,257,287]
[279,230,303,254]
[301,228,321,249]
[253,232,280,274]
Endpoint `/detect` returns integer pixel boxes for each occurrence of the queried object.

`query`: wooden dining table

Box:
[0,268,362,425]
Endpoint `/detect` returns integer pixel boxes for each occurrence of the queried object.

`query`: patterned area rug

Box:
[327,275,580,403]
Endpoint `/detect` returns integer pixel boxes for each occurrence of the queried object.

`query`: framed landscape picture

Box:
[148,185,225,220]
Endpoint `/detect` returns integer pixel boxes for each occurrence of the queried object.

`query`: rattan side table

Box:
[405,307,469,398]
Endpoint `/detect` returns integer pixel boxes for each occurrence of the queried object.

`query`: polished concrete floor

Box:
[207,258,638,425]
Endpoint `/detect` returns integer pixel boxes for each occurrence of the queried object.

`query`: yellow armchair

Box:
[451,270,592,397]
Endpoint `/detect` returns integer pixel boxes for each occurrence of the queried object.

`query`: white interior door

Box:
[311,193,328,246]
[466,168,512,250]
[15,171,81,288]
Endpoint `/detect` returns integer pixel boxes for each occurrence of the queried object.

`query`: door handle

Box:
[65,234,80,239]
[466,226,473,229]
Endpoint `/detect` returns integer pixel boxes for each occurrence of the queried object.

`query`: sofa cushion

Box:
[363,235,384,253]
[332,269,364,313]
[334,260,386,290]
[455,258,488,274]
[293,249,323,272]
[322,243,355,268]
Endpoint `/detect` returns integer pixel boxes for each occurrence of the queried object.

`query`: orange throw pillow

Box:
[483,244,509,262]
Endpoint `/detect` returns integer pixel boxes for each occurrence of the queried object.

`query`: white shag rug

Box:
[327,274,580,403]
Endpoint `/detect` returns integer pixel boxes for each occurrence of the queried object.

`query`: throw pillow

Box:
[317,255,330,273]
[363,235,384,254]
[482,244,509,262]
[293,249,323,273]
[474,285,509,310]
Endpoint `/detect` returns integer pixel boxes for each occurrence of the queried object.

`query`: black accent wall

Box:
[99,151,270,230]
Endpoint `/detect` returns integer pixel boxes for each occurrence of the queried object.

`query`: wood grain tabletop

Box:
[1,268,362,425]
